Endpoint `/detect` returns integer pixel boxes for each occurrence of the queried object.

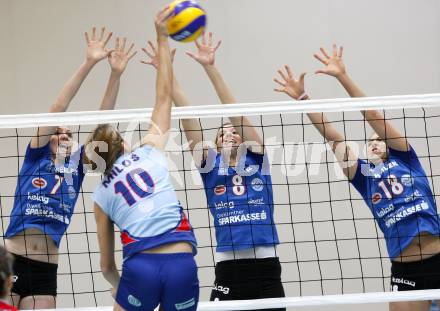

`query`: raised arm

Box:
[274,65,359,179]
[99,37,137,111]
[31,27,113,148]
[141,44,204,156]
[315,44,409,152]
[94,203,119,290]
[141,7,174,150]
[187,32,264,153]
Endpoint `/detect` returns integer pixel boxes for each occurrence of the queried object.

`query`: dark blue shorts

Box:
[116,252,199,311]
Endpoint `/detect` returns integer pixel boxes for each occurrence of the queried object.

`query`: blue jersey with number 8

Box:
[200,148,279,252]
[351,146,440,259]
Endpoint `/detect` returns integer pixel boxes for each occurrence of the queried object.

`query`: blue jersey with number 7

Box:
[351,146,440,259]
[5,143,85,247]
[92,145,197,259]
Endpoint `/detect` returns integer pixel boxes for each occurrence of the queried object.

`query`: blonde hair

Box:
[84,124,124,176]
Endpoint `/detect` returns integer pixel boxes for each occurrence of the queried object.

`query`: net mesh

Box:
[1,94,440,309]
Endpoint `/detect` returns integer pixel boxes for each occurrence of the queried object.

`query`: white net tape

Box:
[35,289,440,310]
[1,93,439,128]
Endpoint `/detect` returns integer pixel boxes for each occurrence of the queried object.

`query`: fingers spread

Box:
[126,43,135,55]
[313,53,327,65]
[121,37,127,52]
[332,43,338,57]
[148,41,157,54]
[277,69,288,82]
[338,46,344,58]
[128,50,137,60]
[201,30,207,45]
[186,51,196,59]
[208,32,213,46]
[104,32,113,46]
[320,47,330,59]
[99,27,105,41]
[285,65,293,79]
[194,39,202,50]
[115,37,120,51]
[92,27,96,41]
[214,40,222,51]
[274,78,286,87]
[142,48,154,59]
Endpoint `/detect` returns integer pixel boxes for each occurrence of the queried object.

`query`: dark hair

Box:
[84,124,124,176]
[0,246,13,297]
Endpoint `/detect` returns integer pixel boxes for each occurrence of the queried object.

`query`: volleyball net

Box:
[1,93,440,310]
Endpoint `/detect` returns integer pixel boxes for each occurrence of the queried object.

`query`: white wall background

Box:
[0,0,440,310]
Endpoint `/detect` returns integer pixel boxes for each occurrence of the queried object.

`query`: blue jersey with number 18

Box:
[92,145,197,259]
[351,146,440,259]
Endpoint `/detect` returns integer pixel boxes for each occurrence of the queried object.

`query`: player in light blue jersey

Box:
[4,28,136,309]
[275,44,440,311]
[86,8,198,311]
[142,32,284,309]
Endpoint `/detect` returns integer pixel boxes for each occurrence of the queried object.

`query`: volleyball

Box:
[167,0,207,42]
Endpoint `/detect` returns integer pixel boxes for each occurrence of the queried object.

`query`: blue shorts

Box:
[116,252,199,311]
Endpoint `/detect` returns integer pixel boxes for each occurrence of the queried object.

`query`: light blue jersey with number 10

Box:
[92,145,197,259]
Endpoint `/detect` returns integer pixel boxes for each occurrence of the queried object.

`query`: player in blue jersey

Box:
[274,44,440,311]
[142,32,284,309]
[4,28,136,309]
[86,8,198,311]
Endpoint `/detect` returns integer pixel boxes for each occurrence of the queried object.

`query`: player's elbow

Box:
[100,258,117,275]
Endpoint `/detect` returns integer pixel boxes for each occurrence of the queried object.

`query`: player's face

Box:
[367,134,387,160]
[50,127,73,158]
[216,125,243,151]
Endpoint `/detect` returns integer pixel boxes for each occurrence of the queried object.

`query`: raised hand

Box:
[155,6,173,37]
[273,65,307,100]
[108,37,137,75]
[85,27,113,64]
[314,44,346,78]
[141,41,176,69]
[186,32,222,66]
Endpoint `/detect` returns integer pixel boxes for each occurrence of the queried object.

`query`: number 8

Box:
[232,174,246,196]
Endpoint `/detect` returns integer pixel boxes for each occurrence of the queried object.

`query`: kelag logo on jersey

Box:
[372,192,382,205]
[214,185,226,195]
[32,177,47,189]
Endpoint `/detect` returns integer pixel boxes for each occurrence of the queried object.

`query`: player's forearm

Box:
[50,59,97,113]
[336,73,366,98]
[203,64,236,104]
[172,76,192,108]
[203,64,261,144]
[102,266,120,289]
[99,72,121,111]
[308,112,345,143]
[172,78,204,149]
[151,35,173,134]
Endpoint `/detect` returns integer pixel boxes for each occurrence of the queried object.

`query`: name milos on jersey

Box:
[101,152,158,207]
[102,153,140,188]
